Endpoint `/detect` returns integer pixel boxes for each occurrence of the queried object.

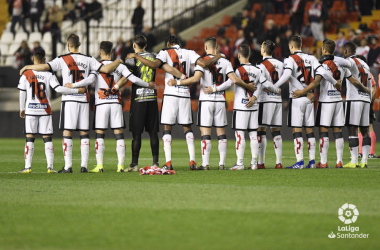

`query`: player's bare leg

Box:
[332,127,344,168]
[162,125,173,170]
[317,126,329,168]
[344,126,360,168]
[19,134,35,173]
[257,127,267,169]
[183,125,196,170]
[198,127,212,170]
[359,126,370,168]
[59,130,73,173]
[216,127,227,170]
[287,127,304,169]
[79,130,90,172]
[271,127,282,169]
[42,135,56,173]
[304,127,316,169]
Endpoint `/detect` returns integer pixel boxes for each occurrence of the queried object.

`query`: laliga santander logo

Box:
[338,203,359,224]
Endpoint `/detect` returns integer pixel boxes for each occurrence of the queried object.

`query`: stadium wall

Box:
[3,111,380,141]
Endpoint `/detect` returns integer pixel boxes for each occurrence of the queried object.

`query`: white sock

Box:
[349,136,359,164]
[63,137,73,169]
[335,137,344,163]
[362,137,371,164]
[185,131,195,162]
[235,131,245,166]
[163,132,172,163]
[294,135,303,162]
[308,136,316,161]
[218,135,227,166]
[273,135,282,164]
[95,138,105,165]
[44,141,54,169]
[201,136,211,166]
[249,131,258,164]
[258,134,267,164]
[319,137,329,164]
[80,138,90,168]
[25,141,34,169]
[116,139,125,165]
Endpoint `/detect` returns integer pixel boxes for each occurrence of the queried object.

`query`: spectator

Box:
[290,0,306,35]
[345,0,355,12]
[308,0,328,42]
[313,47,322,60]
[31,41,43,54]
[367,36,380,74]
[113,37,126,60]
[336,31,347,51]
[273,0,285,14]
[356,38,370,59]
[240,8,252,31]
[233,30,246,66]
[63,0,76,21]
[220,37,232,60]
[169,27,185,47]
[358,0,372,16]
[273,36,282,60]
[76,0,89,18]
[142,26,156,51]
[8,0,29,36]
[29,0,44,33]
[347,29,357,42]
[42,7,53,34]
[49,5,64,43]
[262,1,272,13]
[246,10,264,44]
[280,29,293,58]
[14,40,32,69]
[88,0,103,21]
[132,1,145,36]
[264,19,278,43]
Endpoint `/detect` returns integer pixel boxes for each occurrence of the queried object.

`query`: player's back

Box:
[346,56,371,102]
[48,52,102,102]
[18,70,56,115]
[198,55,234,101]
[234,63,261,111]
[257,57,283,103]
[156,45,200,97]
[319,55,345,102]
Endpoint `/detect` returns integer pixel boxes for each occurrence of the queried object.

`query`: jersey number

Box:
[140,65,153,83]
[173,61,186,79]
[271,70,279,83]
[210,67,223,85]
[70,69,85,83]
[297,66,312,84]
[333,69,341,80]
[106,75,114,88]
[358,72,368,87]
[30,82,46,100]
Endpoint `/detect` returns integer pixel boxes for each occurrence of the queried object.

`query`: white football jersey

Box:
[257,56,283,103]
[194,55,234,101]
[156,44,201,97]
[17,70,60,115]
[345,56,372,102]
[318,55,349,103]
[93,60,131,105]
[234,64,265,111]
[283,51,324,97]
[48,52,103,102]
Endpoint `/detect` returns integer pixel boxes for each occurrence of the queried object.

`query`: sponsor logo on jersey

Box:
[266,92,280,96]
[136,88,155,95]
[358,90,369,96]
[328,90,341,96]
[105,94,119,99]
[28,103,48,109]
[241,98,248,104]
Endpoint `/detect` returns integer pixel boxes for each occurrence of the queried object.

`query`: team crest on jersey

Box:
[28,103,48,109]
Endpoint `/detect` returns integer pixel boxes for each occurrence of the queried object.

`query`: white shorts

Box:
[59,101,89,131]
[232,110,258,131]
[25,115,53,135]
[258,102,282,127]
[345,101,370,127]
[315,102,344,127]
[161,95,193,126]
[94,103,125,130]
[288,98,314,128]
[197,101,227,127]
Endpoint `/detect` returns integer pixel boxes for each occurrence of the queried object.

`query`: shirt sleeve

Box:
[194,64,204,73]
[17,75,27,91]
[225,60,234,75]
[190,50,201,65]
[73,72,97,88]
[156,50,167,66]
[47,57,61,72]
[19,90,26,111]
[90,57,103,72]
[127,74,149,88]
[121,66,133,79]
[49,74,61,89]
[125,58,135,71]
[216,69,238,91]
[334,56,352,68]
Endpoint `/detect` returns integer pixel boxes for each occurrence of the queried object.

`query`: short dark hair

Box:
[262,40,275,55]
[288,35,302,48]
[344,41,356,53]
[67,33,80,48]
[100,41,113,54]
[33,49,45,62]
[323,39,336,54]
[238,44,251,58]
[165,35,181,47]
[134,35,147,49]
[205,36,217,49]
[355,54,367,63]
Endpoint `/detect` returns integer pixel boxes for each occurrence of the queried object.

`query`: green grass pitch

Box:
[0,138,379,249]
